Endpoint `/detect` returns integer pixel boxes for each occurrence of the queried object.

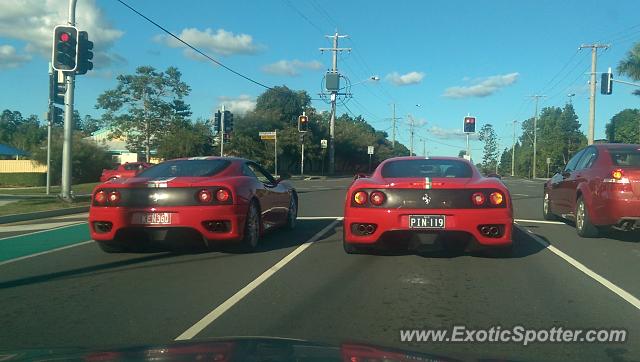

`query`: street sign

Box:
[546,157,551,164]
[259,131,276,140]
[321,139,327,149]
[367,146,374,155]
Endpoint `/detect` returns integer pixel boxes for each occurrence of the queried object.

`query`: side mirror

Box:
[354,173,368,180]
[276,173,291,183]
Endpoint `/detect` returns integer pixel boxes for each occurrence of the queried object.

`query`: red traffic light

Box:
[59,32,70,42]
[465,117,475,123]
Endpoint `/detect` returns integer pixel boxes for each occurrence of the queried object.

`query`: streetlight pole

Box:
[528,95,546,179]
[511,120,518,177]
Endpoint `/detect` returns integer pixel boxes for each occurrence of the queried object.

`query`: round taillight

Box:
[354,191,368,205]
[94,190,107,205]
[370,191,385,206]
[489,192,504,205]
[108,191,121,204]
[471,192,486,206]
[198,189,213,203]
[612,169,623,180]
[216,189,230,202]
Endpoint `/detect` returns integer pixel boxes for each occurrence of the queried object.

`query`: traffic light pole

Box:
[61,0,78,201]
[47,63,54,195]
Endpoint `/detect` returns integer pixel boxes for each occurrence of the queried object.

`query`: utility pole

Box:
[528,95,546,179]
[391,103,397,149]
[511,120,518,177]
[408,115,415,156]
[320,32,350,175]
[61,0,78,201]
[422,139,426,157]
[220,104,225,157]
[580,43,609,145]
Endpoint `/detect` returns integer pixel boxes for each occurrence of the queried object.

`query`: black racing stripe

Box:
[350,188,507,209]
[93,187,232,207]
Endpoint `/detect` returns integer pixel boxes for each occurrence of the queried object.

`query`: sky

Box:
[1,0,640,158]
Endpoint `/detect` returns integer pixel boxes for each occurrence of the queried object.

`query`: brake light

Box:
[354,191,368,205]
[489,192,504,205]
[471,192,486,206]
[94,190,107,205]
[216,189,230,202]
[197,189,213,203]
[612,169,624,180]
[108,191,121,205]
[370,191,385,206]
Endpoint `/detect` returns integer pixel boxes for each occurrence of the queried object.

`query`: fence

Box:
[0,160,47,173]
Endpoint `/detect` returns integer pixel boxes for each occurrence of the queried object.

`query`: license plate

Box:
[131,212,172,225]
[409,215,446,229]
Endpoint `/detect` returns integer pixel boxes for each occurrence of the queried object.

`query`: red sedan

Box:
[99,162,152,182]
[343,156,513,255]
[543,143,640,237]
[89,157,297,252]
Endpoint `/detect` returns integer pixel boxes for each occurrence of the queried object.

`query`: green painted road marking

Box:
[0,223,91,262]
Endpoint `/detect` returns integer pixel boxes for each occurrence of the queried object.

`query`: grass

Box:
[0,198,90,216]
[0,182,100,196]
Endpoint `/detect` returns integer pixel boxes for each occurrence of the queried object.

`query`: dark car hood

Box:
[0,336,520,362]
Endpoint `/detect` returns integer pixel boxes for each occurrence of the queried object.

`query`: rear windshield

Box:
[137,160,230,178]
[609,147,640,167]
[381,159,473,178]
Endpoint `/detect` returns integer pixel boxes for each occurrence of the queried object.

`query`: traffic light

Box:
[601,71,613,95]
[76,31,93,75]
[48,106,63,125]
[298,114,309,132]
[224,110,234,132]
[49,72,66,105]
[52,25,78,72]
[213,111,221,132]
[463,116,476,133]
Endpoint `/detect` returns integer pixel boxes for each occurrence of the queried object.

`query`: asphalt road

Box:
[1,177,639,361]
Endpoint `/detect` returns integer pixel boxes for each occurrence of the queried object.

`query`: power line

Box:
[281,0,325,34]
[115,0,271,89]
[538,49,580,94]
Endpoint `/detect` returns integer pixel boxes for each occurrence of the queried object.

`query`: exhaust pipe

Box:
[480,226,491,236]
[489,226,500,237]
[365,225,375,234]
[358,224,367,233]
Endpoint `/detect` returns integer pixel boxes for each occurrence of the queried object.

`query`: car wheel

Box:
[285,194,297,230]
[542,191,558,221]
[239,201,260,252]
[576,197,599,237]
[96,241,126,253]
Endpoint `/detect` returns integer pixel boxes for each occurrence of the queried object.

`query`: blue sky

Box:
[1,0,640,157]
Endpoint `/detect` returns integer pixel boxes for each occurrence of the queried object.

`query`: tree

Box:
[617,42,640,96]
[606,109,640,143]
[478,124,498,173]
[458,150,467,158]
[96,66,192,162]
[156,119,215,160]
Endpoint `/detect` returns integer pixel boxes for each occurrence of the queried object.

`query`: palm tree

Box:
[617,42,640,95]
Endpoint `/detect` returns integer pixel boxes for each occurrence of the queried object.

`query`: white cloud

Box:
[155,28,262,58]
[443,72,519,98]
[385,71,425,86]
[429,126,479,140]
[262,59,324,76]
[0,0,124,69]
[218,95,256,115]
[0,45,32,69]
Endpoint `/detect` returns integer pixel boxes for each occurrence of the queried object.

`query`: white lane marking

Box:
[514,219,565,225]
[0,222,89,241]
[513,193,531,197]
[175,217,344,341]
[0,221,85,233]
[519,226,640,311]
[297,216,342,220]
[0,240,93,267]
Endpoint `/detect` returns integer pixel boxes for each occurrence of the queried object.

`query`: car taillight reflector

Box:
[471,192,486,206]
[354,191,368,205]
[94,190,107,205]
[612,169,624,180]
[369,191,385,206]
[216,189,230,202]
[197,189,213,203]
[108,191,121,204]
[489,192,504,205]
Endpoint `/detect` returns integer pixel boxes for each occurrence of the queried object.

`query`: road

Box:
[0,177,639,361]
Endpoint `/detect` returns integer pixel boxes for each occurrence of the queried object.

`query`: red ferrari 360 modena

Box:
[343,156,513,255]
[88,157,297,253]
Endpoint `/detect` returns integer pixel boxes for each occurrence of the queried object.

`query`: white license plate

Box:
[409,215,446,229]
[131,212,172,225]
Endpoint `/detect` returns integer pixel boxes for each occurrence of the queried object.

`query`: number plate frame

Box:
[408,215,446,229]
[131,212,172,225]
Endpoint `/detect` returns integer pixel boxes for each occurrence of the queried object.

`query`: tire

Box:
[576,197,599,237]
[96,241,126,253]
[542,190,559,221]
[285,193,297,230]
[239,201,261,252]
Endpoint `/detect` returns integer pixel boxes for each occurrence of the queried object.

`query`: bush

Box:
[0,173,46,187]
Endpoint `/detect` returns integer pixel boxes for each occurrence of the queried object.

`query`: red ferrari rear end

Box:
[343,157,513,255]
